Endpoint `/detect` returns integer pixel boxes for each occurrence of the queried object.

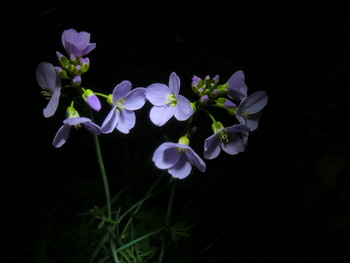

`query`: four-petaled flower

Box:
[145,72,194,126]
[36,62,62,118]
[204,123,250,160]
[101,81,146,134]
[61,28,96,58]
[152,138,206,179]
[236,91,268,131]
[52,106,101,148]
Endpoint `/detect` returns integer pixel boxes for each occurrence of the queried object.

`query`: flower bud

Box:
[56,51,69,69]
[211,121,225,134]
[79,57,90,73]
[215,98,236,108]
[200,95,209,104]
[178,135,190,146]
[83,89,101,111]
[66,105,79,118]
[54,66,68,79]
[74,65,82,75]
[71,75,82,86]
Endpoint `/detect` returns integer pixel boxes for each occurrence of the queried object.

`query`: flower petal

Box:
[116,110,135,134]
[82,121,101,135]
[113,81,132,103]
[101,107,119,133]
[168,72,180,96]
[186,148,206,172]
[204,134,221,160]
[64,117,91,125]
[52,124,71,148]
[152,142,181,169]
[245,113,261,131]
[43,90,61,118]
[36,62,61,92]
[145,83,172,106]
[149,105,175,126]
[244,91,268,114]
[168,154,192,179]
[174,95,193,121]
[221,132,246,155]
[227,70,248,101]
[122,88,146,110]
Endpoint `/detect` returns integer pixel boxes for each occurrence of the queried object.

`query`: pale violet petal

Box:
[244,91,268,114]
[174,95,193,121]
[101,107,119,133]
[186,148,206,172]
[221,132,246,155]
[52,124,71,148]
[43,89,61,118]
[122,88,146,110]
[82,121,101,135]
[145,83,172,106]
[169,72,180,96]
[149,105,175,126]
[152,142,181,169]
[168,154,192,179]
[227,70,248,101]
[113,81,132,103]
[204,134,221,160]
[116,109,135,134]
[36,62,61,92]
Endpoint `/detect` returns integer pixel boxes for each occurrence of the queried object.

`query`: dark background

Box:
[2,1,350,262]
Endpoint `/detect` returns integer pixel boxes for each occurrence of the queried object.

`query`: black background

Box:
[2,1,350,262]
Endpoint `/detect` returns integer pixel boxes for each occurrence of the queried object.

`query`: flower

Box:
[152,138,206,179]
[52,106,101,148]
[61,28,96,57]
[204,122,250,160]
[227,70,248,101]
[145,72,193,126]
[101,81,146,134]
[36,62,62,118]
[236,90,268,131]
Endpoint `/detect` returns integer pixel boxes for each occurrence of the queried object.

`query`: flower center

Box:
[41,90,53,100]
[116,98,125,109]
[217,130,229,144]
[166,94,177,107]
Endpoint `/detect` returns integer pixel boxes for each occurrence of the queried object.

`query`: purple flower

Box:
[236,91,268,131]
[101,81,146,134]
[145,72,194,126]
[227,70,248,101]
[52,107,101,148]
[152,140,206,179]
[61,29,96,57]
[204,123,250,160]
[36,62,62,118]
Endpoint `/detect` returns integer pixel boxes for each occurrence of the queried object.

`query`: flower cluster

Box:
[36,28,268,179]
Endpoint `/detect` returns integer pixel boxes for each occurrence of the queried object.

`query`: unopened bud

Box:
[56,51,69,69]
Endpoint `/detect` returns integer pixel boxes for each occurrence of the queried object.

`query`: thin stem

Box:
[93,134,112,219]
[201,107,217,123]
[93,134,119,263]
[158,182,176,263]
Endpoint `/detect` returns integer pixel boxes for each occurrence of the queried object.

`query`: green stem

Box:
[93,134,112,219]
[93,134,119,263]
[158,182,176,263]
[201,108,217,123]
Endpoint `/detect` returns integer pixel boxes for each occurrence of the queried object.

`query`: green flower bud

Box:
[66,105,79,118]
[56,51,69,69]
[178,135,190,146]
